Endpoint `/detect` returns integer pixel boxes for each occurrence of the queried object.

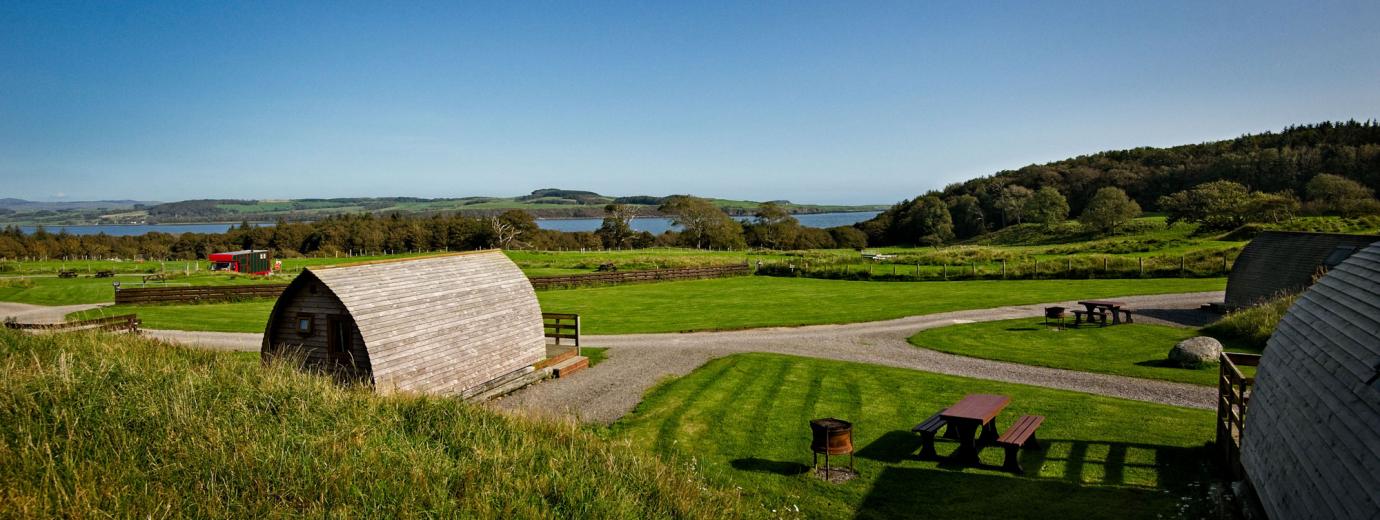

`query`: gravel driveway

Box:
[125,291,1223,424]
[496,292,1224,424]
[0,302,108,324]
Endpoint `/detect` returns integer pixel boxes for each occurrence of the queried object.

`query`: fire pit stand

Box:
[810,418,855,482]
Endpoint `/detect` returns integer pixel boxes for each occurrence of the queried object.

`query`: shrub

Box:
[1201,292,1300,350]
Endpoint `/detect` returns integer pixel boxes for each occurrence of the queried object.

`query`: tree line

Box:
[0,196,869,262]
[862,120,1380,245]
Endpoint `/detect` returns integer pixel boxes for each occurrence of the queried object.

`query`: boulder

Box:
[1169,336,1223,367]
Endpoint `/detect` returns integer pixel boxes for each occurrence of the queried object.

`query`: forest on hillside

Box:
[863,120,1380,245]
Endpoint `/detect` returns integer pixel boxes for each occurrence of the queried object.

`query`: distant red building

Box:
[209,250,272,275]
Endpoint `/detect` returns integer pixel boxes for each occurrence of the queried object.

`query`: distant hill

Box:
[860,120,1380,244]
[0,190,883,225]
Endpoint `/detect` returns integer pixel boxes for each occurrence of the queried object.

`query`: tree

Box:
[896,195,954,245]
[1023,187,1070,226]
[595,204,637,249]
[488,210,537,249]
[828,226,868,249]
[745,202,801,250]
[1158,181,1252,229]
[947,195,986,239]
[1245,191,1301,223]
[658,195,745,249]
[1305,173,1379,216]
[995,185,1033,227]
[1078,187,1140,233]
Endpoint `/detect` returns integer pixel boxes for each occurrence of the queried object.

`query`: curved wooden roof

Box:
[1240,242,1380,518]
[1224,231,1376,308]
[267,250,546,396]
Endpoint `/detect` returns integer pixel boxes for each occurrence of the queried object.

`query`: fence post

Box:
[892,264,897,276]
[1180,255,1186,276]
[1103,257,1108,273]
[1001,259,1006,279]
[1033,259,1038,279]
[1066,257,1071,275]
[1139,257,1144,277]
[1223,255,1228,274]
[943,264,948,280]
[971,262,976,277]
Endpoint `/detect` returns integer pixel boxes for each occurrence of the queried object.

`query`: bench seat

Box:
[996,414,1045,474]
[912,409,949,460]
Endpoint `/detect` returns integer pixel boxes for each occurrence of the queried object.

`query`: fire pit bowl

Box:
[810,418,854,455]
[809,418,856,482]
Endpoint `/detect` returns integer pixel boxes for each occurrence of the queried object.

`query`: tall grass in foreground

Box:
[0,330,755,518]
[1201,293,1301,350]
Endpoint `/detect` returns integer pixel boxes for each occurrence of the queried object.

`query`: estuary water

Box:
[15,211,879,236]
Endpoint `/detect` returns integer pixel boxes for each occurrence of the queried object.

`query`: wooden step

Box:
[533,348,578,370]
[551,356,589,379]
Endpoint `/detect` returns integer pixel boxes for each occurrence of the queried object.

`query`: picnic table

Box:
[1076,300,1133,325]
[940,394,1011,465]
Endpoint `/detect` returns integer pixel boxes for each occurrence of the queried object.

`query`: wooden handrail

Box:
[1216,351,1258,481]
[541,312,581,354]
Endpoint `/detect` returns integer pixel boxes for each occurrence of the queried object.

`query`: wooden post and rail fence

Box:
[1217,351,1261,481]
[541,312,581,355]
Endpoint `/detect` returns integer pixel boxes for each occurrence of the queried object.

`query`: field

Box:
[69,276,1227,334]
[0,329,752,518]
[0,273,282,306]
[612,353,1217,519]
[908,318,1253,386]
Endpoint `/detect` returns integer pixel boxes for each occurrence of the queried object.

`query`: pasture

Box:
[69,276,1226,334]
[612,353,1217,519]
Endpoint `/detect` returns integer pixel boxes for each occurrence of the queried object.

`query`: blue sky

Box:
[2,1,1377,204]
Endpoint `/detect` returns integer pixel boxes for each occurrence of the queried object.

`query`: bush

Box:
[1201,292,1300,350]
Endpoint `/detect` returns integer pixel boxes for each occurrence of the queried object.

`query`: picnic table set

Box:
[1044,300,1134,328]
[911,393,1046,474]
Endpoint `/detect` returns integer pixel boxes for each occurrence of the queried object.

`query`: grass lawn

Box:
[0,273,283,306]
[908,318,1245,385]
[72,300,275,333]
[539,276,1227,334]
[613,353,1217,519]
[71,277,1225,334]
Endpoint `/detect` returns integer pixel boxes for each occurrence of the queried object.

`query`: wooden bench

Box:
[57,270,78,279]
[1116,308,1134,323]
[996,414,1045,474]
[1071,310,1106,327]
[911,409,950,460]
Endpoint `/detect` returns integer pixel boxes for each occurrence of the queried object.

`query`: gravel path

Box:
[0,302,108,324]
[496,292,1223,424]
[125,291,1223,423]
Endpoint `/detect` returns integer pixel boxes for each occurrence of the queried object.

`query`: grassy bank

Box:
[0,329,752,518]
[613,353,1218,519]
[908,318,1243,385]
[71,276,1226,334]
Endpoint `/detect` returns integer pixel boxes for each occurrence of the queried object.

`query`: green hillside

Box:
[0,329,754,518]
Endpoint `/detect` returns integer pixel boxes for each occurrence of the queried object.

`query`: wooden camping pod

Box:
[261,250,546,397]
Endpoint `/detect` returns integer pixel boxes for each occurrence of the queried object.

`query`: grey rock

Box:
[1169,336,1223,367]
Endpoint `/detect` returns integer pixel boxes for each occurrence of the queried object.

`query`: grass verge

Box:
[612,353,1217,519]
[908,318,1248,385]
[0,329,753,518]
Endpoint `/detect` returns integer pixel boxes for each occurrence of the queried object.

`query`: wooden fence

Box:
[528,264,750,290]
[1217,352,1261,480]
[115,284,291,304]
[5,314,141,333]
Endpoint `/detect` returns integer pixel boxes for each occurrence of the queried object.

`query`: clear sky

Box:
[2,1,1377,204]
